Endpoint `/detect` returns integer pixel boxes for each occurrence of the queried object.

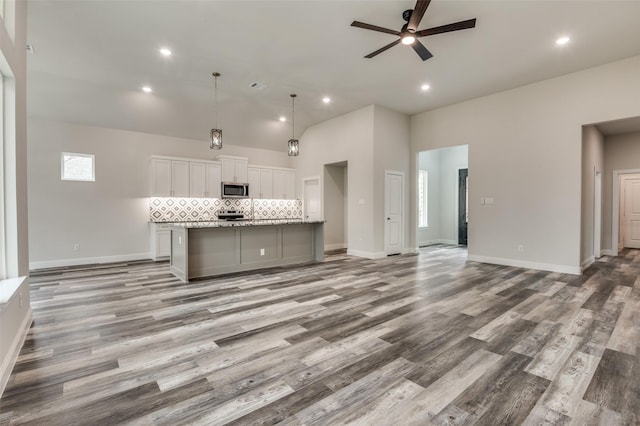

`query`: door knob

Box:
[387,217,390,220]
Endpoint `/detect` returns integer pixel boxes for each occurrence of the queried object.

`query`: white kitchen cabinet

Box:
[248,166,274,199]
[190,161,221,198]
[248,166,260,198]
[219,155,248,183]
[172,161,190,197]
[189,162,206,197]
[206,163,222,198]
[151,159,172,196]
[150,222,171,260]
[273,170,296,199]
[151,158,190,197]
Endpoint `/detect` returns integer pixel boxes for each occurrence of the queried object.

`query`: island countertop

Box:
[169,219,324,228]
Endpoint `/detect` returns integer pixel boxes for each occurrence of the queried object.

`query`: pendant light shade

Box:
[288,138,299,156]
[288,94,299,156]
[210,72,222,150]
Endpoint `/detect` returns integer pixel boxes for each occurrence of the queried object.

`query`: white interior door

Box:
[623,176,640,248]
[303,178,322,221]
[385,171,403,255]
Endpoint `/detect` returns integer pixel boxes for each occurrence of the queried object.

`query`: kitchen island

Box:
[169,220,324,282]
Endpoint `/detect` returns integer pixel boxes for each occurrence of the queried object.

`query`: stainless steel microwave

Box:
[221,182,249,198]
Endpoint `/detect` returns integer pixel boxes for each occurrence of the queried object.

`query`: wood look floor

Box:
[1,246,639,425]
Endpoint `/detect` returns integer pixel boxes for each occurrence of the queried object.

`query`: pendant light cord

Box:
[214,74,218,129]
[290,94,297,139]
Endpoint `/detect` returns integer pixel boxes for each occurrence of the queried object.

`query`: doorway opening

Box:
[416,145,469,249]
[323,162,348,252]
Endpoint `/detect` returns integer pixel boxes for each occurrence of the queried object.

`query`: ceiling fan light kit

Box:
[351,0,477,61]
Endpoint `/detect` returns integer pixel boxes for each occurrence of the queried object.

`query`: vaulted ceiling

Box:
[27,1,640,152]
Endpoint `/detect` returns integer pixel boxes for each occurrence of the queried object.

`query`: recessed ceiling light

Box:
[142,86,152,93]
[556,36,570,46]
[279,116,286,122]
[159,48,172,56]
[421,84,431,91]
[322,96,331,104]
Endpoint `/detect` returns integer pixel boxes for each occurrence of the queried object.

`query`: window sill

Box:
[0,276,27,310]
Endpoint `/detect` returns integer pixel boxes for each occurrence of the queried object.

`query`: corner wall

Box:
[581,125,604,267]
[293,106,376,256]
[0,0,30,397]
[373,105,411,254]
[411,54,640,274]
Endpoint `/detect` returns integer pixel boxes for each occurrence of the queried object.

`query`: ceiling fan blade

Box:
[407,0,432,33]
[415,18,476,37]
[412,40,433,61]
[364,39,401,58]
[351,21,400,36]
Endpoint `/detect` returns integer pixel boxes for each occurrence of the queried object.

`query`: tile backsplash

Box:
[149,197,303,222]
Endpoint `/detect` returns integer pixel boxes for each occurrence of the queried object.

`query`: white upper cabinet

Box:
[248,167,260,198]
[151,159,172,196]
[171,160,190,197]
[150,158,189,197]
[248,166,274,199]
[151,155,293,199]
[206,163,222,198]
[273,170,296,199]
[190,162,221,198]
[219,155,248,183]
[189,162,206,198]
[260,168,273,199]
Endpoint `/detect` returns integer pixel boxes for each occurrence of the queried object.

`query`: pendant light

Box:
[288,94,299,156]
[210,72,222,150]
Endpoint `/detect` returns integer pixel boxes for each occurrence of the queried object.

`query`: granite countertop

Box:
[168,219,324,228]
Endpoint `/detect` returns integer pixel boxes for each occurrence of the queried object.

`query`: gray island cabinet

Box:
[169,220,324,282]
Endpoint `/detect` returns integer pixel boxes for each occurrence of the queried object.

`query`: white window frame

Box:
[418,169,428,228]
[61,152,95,182]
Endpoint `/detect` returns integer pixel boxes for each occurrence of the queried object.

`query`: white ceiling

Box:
[27,1,640,152]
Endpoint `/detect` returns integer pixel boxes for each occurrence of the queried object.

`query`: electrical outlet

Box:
[73,243,80,251]
[517,245,524,252]
[260,248,265,256]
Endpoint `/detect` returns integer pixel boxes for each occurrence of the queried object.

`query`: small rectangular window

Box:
[418,170,428,228]
[61,152,95,181]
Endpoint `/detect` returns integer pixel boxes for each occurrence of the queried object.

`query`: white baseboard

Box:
[0,306,32,398]
[324,243,346,251]
[601,249,617,256]
[419,239,458,247]
[467,254,581,275]
[402,247,419,254]
[29,252,152,270]
[581,256,595,271]
[347,249,387,260]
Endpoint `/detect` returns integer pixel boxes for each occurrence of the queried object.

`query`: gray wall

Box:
[293,104,411,258]
[373,105,411,253]
[412,54,640,274]
[581,125,604,265]
[293,106,376,256]
[27,118,292,267]
[602,130,640,252]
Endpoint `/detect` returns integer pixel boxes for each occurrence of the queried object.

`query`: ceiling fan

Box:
[351,0,476,61]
